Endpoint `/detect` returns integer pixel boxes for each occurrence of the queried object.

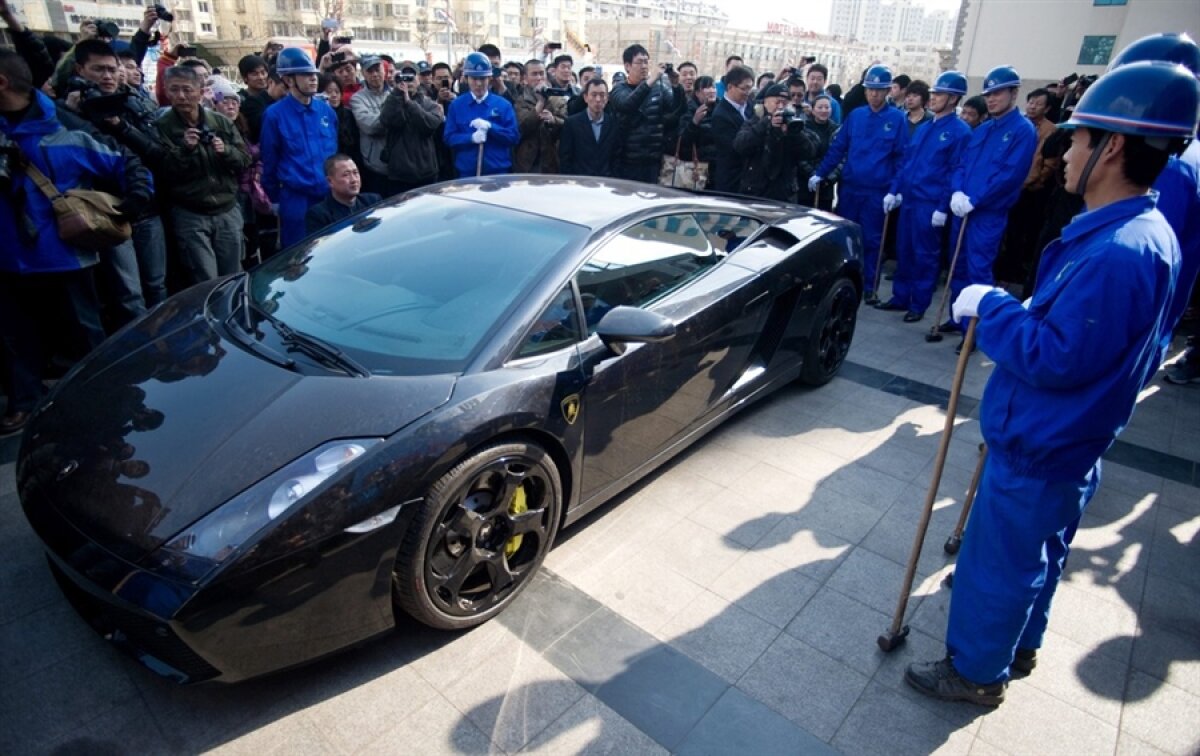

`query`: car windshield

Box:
[247,195,588,375]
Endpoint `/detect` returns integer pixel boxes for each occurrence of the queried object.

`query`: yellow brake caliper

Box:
[504,484,527,558]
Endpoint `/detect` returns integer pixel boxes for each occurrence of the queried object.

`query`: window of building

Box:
[236,0,246,11]
[1078,35,1117,65]
[201,22,213,32]
[275,0,287,10]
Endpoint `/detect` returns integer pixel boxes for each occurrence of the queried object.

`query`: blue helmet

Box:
[863,65,892,90]
[275,47,318,76]
[930,70,968,96]
[463,52,492,78]
[1108,32,1200,75]
[981,65,1020,94]
[1064,61,1200,140]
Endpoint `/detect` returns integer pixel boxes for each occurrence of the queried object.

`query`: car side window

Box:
[575,214,720,333]
[693,213,763,254]
[517,285,582,358]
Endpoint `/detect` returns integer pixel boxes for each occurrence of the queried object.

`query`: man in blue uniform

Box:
[939,66,1038,340]
[905,60,1199,706]
[444,52,519,177]
[876,71,972,322]
[808,65,907,304]
[260,48,339,249]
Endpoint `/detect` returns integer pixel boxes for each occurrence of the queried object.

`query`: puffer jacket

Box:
[676,96,718,165]
[350,84,391,176]
[1,91,150,273]
[379,88,444,185]
[608,76,676,163]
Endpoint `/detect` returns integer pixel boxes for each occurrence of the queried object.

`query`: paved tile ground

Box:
[2,281,1199,755]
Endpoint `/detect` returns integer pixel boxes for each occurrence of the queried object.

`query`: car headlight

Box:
[145,439,381,582]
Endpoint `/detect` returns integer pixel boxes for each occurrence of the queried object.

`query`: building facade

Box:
[831,0,955,47]
[953,0,1200,90]
[7,0,217,41]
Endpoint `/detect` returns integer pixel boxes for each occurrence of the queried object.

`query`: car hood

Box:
[23,286,455,559]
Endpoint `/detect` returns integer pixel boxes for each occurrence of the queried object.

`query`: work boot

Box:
[1010,648,1037,678]
[905,657,1005,707]
[864,291,880,306]
[875,299,905,311]
[904,311,924,323]
[956,338,976,356]
[937,319,959,334]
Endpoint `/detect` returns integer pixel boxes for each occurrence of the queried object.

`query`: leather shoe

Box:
[863,291,880,306]
[906,657,1005,707]
[903,311,924,323]
[955,338,977,356]
[937,319,960,334]
[1,411,30,436]
[875,299,905,312]
[1010,648,1037,678]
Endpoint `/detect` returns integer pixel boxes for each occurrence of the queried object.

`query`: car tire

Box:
[799,276,857,386]
[393,441,562,630]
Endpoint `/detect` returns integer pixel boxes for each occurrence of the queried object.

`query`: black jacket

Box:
[733,114,819,202]
[239,89,275,144]
[608,77,676,163]
[659,84,688,154]
[710,98,748,192]
[558,110,620,177]
[379,89,444,185]
[677,96,718,165]
[797,118,840,184]
[305,192,382,235]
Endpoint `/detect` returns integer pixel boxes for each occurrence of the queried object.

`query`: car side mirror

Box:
[593,306,675,355]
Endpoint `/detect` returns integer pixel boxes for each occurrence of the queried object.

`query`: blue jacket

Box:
[444,92,519,176]
[975,194,1178,479]
[951,107,1037,213]
[815,103,906,191]
[1153,139,1200,345]
[890,113,971,208]
[260,95,339,202]
[1,91,138,274]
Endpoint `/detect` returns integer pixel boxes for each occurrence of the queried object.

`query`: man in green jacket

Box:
[156,65,251,282]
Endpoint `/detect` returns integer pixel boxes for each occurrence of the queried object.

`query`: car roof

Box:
[416,175,798,230]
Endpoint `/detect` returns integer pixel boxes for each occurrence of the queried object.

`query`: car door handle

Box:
[743,291,769,315]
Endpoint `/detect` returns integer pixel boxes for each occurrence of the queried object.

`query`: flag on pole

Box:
[434,7,457,32]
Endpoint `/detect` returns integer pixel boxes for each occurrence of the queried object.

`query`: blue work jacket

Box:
[951,107,1037,213]
[890,113,971,208]
[815,103,906,191]
[1153,139,1200,345]
[260,94,339,202]
[444,92,519,177]
[975,193,1178,479]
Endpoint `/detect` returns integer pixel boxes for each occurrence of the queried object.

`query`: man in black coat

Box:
[607,44,676,183]
[305,154,382,235]
[710,65,754,192]
[559,79,621,177]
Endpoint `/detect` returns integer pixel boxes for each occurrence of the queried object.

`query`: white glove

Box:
[469,118,491,131]
[471,129,487,144]
[1022,297,1032,310]
[950,191,974,217]
[808,175,823,192]
[883,193,901,213]
[952,284,1001,323]
[931,210,947,227]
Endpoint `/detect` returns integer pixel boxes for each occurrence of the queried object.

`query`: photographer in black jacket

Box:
[608,44,677,183]
[379,62,444,193]
[63,39,169,315]
[734,83,819,202]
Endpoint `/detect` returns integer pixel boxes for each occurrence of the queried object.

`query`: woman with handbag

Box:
[796,94,840,211]
[675,75,718,189]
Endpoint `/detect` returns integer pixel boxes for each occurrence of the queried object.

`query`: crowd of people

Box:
[0,4,1197,435]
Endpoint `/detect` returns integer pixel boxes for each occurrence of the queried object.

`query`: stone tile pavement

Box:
[1,292,1198,755]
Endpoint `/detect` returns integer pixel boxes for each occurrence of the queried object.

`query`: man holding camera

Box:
[349,56,392,196]
[733,83,819,201]
[609,44,677,183]
[514,59,567,174]
[63,38,170,318]
[155,66,251,283]
[379,61,444,193]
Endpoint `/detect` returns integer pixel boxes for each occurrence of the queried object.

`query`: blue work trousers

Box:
[892,200,942,314]
[837,185,887,295]
[948,209,1008,307]
[279,190,323,249]
[946,454,1100,685]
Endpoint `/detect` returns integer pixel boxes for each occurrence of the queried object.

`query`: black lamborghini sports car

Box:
[18,177,862,682]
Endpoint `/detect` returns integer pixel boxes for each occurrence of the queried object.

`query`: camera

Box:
[332,36,353,45]
[394,72,415,83]
[780,106,807,125]
[178,45,198,58]
[97,21,120,40]
[543,87,572,98]
[801,55,817,64]
[67,75,130,119]
[154,4,174,22]
[663,62,674,72]
[547,42,563,50]
[331,51,349,65]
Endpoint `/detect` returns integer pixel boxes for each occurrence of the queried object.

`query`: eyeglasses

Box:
[734,82,753,92]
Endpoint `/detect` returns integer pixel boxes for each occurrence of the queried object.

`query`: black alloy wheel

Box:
[800,277,858,386]
[393,441,562,630]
